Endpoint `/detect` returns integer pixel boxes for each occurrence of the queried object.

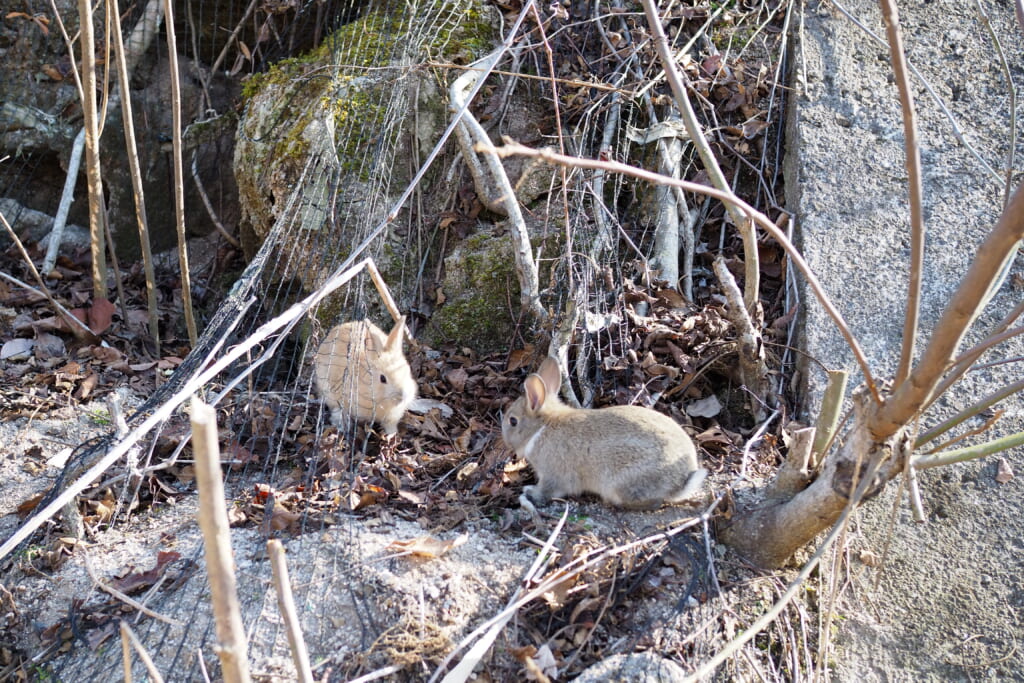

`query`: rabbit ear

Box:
[359,321,379,353]
[537,357,562,393]
[524,374,547,413]
[384,315,406,353]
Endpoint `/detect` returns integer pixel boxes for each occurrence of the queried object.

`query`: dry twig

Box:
[879,0,926,387]
[83,553,183,626]
[161,0,196,345]
[267,540,313,683]
[489,140,882,403]
[76,0,108,299]
[192,396,251,682]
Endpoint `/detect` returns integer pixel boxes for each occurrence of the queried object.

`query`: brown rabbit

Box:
[502,357,706,512]
[313,317,417,436]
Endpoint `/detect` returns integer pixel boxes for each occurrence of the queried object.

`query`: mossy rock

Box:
[426,229,520,353]
[233,0,501,339]
[234,0,500,256]
[426,217,561,354]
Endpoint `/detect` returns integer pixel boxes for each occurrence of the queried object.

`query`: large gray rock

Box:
[788,0,1023,679]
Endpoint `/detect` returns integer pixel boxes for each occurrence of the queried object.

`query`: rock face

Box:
[232,1,507,331]
[788,0,1024,678]
[0,0,239,259]
[429,229,523,352]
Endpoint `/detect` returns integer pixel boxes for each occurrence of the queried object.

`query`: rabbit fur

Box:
[502,357,706,512]
[313,316,417,436]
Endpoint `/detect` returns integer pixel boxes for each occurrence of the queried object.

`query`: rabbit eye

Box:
[508,417,518,427]
[379,374,387,384]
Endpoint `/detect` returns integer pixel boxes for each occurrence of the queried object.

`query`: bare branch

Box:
[192,397,252,682]
[870,181,1024,439]
[41,129,85,275]
[713,255,769,419]
[120,622,166,682]
[0,213,96,341]
[973,0,1018,207]
[77,0,107,299]
[111,0,161,353]
[702,425,892,670]
[453,48,546,322]
[639,0,760,313]
[489,139,883,403]
[914,431,1024,470]
[879,0,926,386]
[812,370,849,463]
[163,0,197,345]
[925,300,1024,410]
[267,540,313,683]
[916,377,1024,448]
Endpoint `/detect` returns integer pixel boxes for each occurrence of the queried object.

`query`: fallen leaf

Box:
[87,298,115,334]
[397,489,423,504]
[111,551,182,594]
[350,488,385,511]
[1,338,33,361]
[539,566,577,608]
[90,346,123,363]
[996,458,1014,484]
[584,311,620,333]
[524,643,558,681]
[506,347,534,372]
[267,501,301,531]
[87,495,116,525]
[686,394,723,418]
[510,645,538,662]
[46,447,73,468]
[413,409,448,440]
[384,533,468,559]
[172,465,195,483]
[223,441,257,468]
[227,506,248,526]
[17,492,46,517]
[56,361,81,375]
[655,288,688,309]
[859,549,882,567]
[456,462,479,481]
[694,426,734,448]
[74,372,99,400]
[644,362,680,379]
[445,367,469,392]
[33,331,65,359]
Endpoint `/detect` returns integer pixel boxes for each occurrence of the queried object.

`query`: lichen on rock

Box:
[233,0,502,338]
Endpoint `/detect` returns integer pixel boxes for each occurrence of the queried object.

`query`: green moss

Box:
[425,2,499,63]
[238,0,499,189]
[429,231,519,352]
[236,0,503,343]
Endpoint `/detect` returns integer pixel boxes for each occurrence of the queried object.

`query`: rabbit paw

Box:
[518,493,541,522]
[522,484,558,521]
[522,484,552,507]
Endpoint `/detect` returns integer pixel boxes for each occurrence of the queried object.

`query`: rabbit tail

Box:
[669,468,708,504]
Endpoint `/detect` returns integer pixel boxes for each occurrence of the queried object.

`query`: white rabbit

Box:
[313,316,417,436]
[502,357,706,513]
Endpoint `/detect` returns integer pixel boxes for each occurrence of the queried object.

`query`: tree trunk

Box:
[719,389,910,568]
